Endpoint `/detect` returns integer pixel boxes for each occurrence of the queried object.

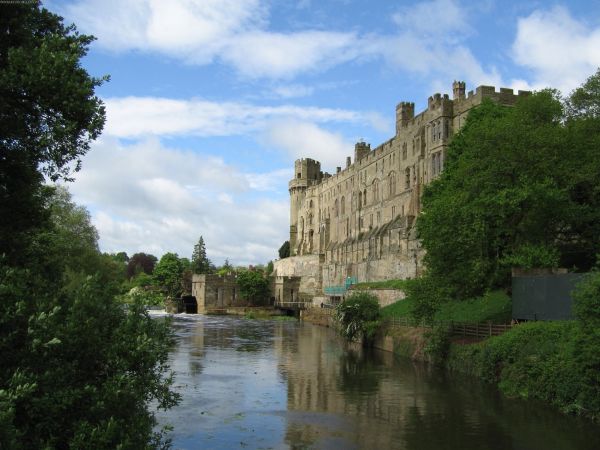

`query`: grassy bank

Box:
[351,279,410,290]
[381,290,511,324]
[445,321,600,421]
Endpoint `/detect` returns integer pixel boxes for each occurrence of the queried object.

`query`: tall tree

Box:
[126,252,158,279]
[191,236,210,274]
[278,241,290,259]
[417,84,600,301]
[0,5,178,448]
[0,3,106,264]
[153,253,185,298]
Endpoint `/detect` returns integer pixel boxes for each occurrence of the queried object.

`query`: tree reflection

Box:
[337,349,381,397]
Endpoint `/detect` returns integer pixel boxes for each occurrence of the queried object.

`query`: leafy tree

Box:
[417,88,600,300]
[153,253,184,298]
[266,260,274,276]
[191,236,210,274]
[0,5,178,448]
[335,292,381,345]
[0,4,106,264]
[278,240,290,259]
[126,252,158,279]
[237,270,270,305]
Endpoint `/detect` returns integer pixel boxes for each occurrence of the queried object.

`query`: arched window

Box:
[363,189,367,206]
[358,191,362,210]
[405,167,411,189]
[402,142,407,160]
[388,172,396,197]
[309,199,313,208]
[372,179,379,203]
[335,199,339,217]
[341,196,345,215]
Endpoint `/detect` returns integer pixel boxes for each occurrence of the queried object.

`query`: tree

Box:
[126,252,158,279]
[236,270,270,306]
[153,253,185,299]
[278,240,290,259]
[335,292,381,345]
[0,5,178,448]
[416,88,599,300]
[191,236,210,274]
[0,4,106,264]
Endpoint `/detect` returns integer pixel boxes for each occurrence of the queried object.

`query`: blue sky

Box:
[48,0,600,265]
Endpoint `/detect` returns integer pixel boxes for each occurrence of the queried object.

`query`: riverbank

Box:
[301,306,600,423]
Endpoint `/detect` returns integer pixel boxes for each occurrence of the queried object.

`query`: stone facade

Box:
[192,274,243,312]
[285,81,529,294]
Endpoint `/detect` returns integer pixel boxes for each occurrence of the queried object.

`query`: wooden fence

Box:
[387,316,514,338]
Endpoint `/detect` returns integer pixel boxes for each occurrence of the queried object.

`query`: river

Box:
[154,314,600,450]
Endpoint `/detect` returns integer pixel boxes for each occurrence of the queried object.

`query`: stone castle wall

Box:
[284,81,529,296]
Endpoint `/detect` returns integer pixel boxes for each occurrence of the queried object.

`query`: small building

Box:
[274,275,301,305]
[192,274,243,312]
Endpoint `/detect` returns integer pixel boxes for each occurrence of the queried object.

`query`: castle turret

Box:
[354,141,370,162]
[289,158,321,256]
[452,80,466,100]
[396,102,415,134]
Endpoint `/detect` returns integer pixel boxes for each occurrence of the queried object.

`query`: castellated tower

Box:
[396,101,415,135]
[289,158,321,256]
[453,80,466,100]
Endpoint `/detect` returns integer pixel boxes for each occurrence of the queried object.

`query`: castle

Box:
[272,81,529,305]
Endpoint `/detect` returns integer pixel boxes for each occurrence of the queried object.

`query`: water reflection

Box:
[156,315,600,450]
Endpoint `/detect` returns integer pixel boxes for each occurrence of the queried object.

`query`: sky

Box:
[47,0,600,266]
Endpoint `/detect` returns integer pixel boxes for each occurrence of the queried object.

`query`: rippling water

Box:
[154,314,600,450]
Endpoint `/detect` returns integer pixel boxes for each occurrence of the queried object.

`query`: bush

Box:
[237,270,269,305]
[335,292,381,345]
[404,275,451,324]
[424,325,451,365]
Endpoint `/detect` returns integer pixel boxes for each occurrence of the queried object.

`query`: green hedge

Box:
[447,321,600,420]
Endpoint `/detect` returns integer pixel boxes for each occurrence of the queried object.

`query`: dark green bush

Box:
[335,292,381,345]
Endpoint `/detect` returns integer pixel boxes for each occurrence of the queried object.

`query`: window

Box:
[377,211,381,225]
[358,191,362,209]
[405,167,411,189]
[341,196,345,215]
[402,142,407,160]
[363,189,367,206]
[372,179,379,202]
[392,206,396,218]
[388,172,396,197]
[335,199,339,217]
[297,172,301,178]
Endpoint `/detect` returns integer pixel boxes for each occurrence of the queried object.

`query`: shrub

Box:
[335,292,381,345]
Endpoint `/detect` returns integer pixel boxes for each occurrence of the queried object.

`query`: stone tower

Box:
[396,101,415,135]
[289,158,321,256]
[452,80,466,100]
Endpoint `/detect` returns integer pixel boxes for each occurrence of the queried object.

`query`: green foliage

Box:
[351,279,410,290]
[335,292,381,344]
[417,83,600,299]
[443,317,600,421]
[266,260,274,275]
[122,287,164,306]
[381,290,512,324]
[0,4,106,263]
[404,275,452,324]
[236,270,270,305]
[424,325,451,366]
[191,236,210,274]
[0,5,179,447]
[572,271,600,330]
[278,241,290,259]
[153,253,184,299]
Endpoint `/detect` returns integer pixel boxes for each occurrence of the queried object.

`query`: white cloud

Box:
[392,0,467,38]
[220,30,358,78]
[63,0,498,84]
[103,96,386,138]
[67,137,290,265]
[512,6,600,93]
[266,121,353,171]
